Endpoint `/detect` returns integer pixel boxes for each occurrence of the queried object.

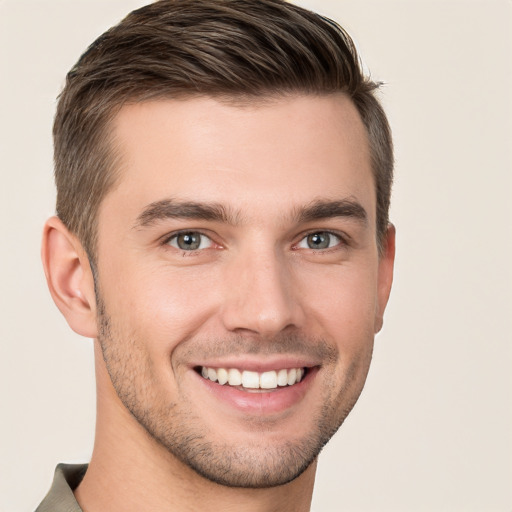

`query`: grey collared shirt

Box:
[36,464,87,512]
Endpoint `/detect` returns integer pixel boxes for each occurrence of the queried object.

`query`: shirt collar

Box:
[36,463,87,512]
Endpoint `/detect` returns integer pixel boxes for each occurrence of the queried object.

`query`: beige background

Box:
[1,1,511,510]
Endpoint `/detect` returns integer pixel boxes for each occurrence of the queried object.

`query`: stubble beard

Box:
[96,296,372,488]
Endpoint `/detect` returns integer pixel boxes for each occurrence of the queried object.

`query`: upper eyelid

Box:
[295,232,342,250]
[159,228,350,248]
[161,229,214,244]
[294,229,350,245]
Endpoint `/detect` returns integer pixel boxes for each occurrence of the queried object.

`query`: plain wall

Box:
[0,1,510,510]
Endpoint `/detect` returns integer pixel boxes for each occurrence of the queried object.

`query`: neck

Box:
[74,343,316,512]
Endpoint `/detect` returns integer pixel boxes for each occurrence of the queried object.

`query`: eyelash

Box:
[293,230,349,252]
[161,229,349,254]
[162,230,217,254]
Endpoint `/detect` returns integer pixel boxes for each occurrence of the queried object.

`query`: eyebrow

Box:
[295,198,368,225]
[134,199,239,228]
[133,197,368,229]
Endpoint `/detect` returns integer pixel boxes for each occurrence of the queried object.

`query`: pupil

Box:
[308,232,329,249]
[179,232,200,250]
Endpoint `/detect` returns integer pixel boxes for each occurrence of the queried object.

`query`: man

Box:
[37,0,395,510]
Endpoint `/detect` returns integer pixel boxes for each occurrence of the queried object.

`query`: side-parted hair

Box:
[54,0,393,260]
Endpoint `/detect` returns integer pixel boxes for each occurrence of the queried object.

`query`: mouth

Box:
[190,359,319,415]
[195,366,307,391]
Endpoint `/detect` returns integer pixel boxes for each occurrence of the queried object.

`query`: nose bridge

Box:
[220,241,302,336]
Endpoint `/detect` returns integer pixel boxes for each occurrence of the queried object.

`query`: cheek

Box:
[99,261,224,355]
[298,263,378,348]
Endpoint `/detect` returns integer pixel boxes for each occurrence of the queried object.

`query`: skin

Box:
[42,94,395,512]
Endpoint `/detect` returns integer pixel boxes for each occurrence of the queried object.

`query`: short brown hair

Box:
[54,0,393,260]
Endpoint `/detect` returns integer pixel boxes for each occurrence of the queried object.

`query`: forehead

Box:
[104,94,374,225]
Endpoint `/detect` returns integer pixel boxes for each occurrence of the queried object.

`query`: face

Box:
[94,95,393,487]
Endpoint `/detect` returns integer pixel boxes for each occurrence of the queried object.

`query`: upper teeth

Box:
[200,367,305,389]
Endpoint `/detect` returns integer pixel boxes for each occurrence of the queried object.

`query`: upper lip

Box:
[191,356,320,373]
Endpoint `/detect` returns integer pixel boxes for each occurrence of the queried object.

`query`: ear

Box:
[374,223,396,333]
[41,216,98,338]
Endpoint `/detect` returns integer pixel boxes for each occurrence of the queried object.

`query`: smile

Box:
[199,366,306,390]
[193,363,317,414]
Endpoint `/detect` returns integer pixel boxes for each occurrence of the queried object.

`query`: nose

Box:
[219,245,304,337]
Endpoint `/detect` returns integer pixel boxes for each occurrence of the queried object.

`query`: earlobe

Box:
[41,216,98,338]
[375,223,396,333]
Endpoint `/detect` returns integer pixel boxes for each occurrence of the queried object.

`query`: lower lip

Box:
[193,368,317,415]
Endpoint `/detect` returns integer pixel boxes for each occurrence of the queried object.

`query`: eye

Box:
[167,231,213,251]
[297,231,342,250]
